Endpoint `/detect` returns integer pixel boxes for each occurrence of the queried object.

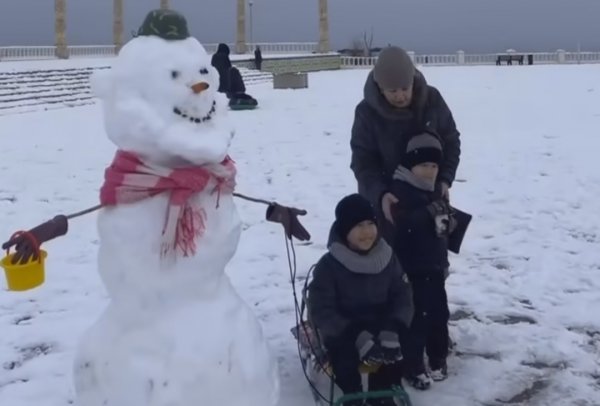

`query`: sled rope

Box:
[286,233,336,404]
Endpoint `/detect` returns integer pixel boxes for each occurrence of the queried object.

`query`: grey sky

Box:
[1,0,599,53]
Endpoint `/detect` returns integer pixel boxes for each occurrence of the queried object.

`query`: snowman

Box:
[2,10,309,405]
[55,9,285,406]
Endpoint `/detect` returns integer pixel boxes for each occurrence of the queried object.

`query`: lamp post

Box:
[248,0,254,50]
[54,0,68,59]
[235,0,247,53]
[318,0,330,53]
[113,0,124,53]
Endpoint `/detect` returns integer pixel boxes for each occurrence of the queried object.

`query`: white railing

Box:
[463,54,497,65]
[2,44,600,67]
[248,42,316,53]
[67,45,116,58]
[0,45,117,60]
[342,50,600,68]
[1,46,57,60]
[414,54,458,65]
[203,42,317,54]
[0,42,318,61]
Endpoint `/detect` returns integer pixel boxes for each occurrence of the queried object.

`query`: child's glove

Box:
[378,330,403,364]
[427,199,453,237]
[448,211,458,233]
[355,331,384,366]
[426,199,450,218]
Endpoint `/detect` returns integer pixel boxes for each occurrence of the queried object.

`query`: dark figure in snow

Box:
[226,66,258,109]
[389,132,457,389]
[308,194,414,406]
[350,46,461,243]
[211,43,232,93]
[254,46,263,70]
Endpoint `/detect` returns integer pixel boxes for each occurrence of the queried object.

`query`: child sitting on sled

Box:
[389,132,458,390]
[308,194,414,406]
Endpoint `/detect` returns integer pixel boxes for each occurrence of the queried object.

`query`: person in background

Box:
[211,43,232,93]
[254,46,263,70]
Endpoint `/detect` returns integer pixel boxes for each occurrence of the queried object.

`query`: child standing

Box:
[389,132,456,390]
[308,194,414,406]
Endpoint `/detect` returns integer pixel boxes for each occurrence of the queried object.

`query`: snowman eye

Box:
[171,70,180,79]
[199,68,209,75]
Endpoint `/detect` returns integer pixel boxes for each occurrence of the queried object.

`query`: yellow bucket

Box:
[1,231,46,291]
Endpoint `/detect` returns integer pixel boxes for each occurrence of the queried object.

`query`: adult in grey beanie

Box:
[350,44,462,243]
[373,46,416,90]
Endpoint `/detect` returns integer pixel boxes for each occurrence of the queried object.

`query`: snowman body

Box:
[72,29,279,406]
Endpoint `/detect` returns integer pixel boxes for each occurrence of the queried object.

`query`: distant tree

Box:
[362,27,374,57]
[348,38,364,57]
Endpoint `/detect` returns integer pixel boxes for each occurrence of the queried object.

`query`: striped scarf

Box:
[99,150,236,260]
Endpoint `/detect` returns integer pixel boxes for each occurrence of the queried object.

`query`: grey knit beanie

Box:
[402,133,443,169]
[373,46,415,90]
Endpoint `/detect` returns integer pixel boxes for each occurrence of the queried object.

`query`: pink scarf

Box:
[99,150,236,259]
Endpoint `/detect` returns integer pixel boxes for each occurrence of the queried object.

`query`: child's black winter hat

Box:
[335,194,377,240]
[402,132,443,169]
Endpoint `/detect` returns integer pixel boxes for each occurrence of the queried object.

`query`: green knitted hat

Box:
[137,9,190,40]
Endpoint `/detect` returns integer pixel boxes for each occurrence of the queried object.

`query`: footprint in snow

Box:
[2,342,53,371]
[488,314,537,325]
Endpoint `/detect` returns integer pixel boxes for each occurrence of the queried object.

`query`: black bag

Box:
[448,207,472,254]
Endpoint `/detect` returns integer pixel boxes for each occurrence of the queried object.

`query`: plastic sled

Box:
[228,97,258,111]
[229,103,258,111]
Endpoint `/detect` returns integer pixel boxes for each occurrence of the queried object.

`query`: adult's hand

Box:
[439,182,450,200]
[381,193,399,224]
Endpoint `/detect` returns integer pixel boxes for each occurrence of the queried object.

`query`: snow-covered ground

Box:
[1,64,600,406]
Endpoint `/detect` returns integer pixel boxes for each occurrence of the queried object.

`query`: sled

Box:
[228,98,258,111]
[291,266,412,406]
[229,103,258,111]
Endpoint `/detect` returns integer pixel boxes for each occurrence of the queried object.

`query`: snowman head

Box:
[93,9,229,166]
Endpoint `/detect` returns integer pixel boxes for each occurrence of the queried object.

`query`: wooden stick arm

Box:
[1,194,310,265]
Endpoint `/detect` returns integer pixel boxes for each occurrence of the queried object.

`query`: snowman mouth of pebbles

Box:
[170,79,217,124]
[173,100,216,124]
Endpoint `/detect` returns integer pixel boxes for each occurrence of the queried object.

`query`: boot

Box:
[406,372,432,390]
[429,359,448,382]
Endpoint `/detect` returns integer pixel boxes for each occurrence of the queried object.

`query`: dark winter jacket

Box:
[389,177,450,278]
[211,43,232,93]
[350,70,461,213]
[228,67,246,94]
[308,222,414,344]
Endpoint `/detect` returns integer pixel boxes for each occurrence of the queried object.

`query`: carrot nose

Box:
[191,82,209,94]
